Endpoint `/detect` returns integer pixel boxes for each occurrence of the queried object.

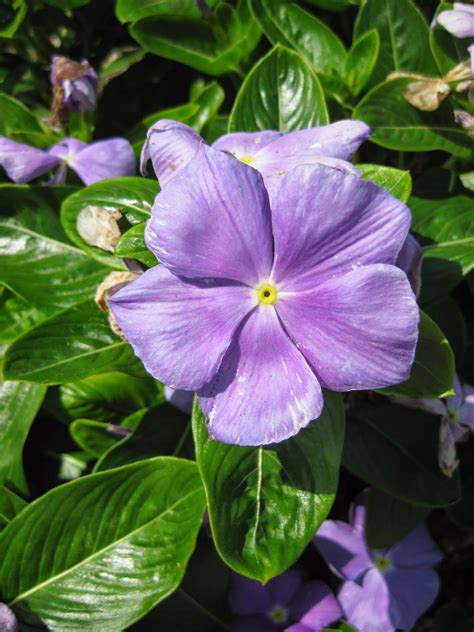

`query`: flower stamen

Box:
[257,283,279,305]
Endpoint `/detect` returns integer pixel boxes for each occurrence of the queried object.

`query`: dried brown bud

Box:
[76,205,123,253]
[95,271,140,338]
[404,79,450,112]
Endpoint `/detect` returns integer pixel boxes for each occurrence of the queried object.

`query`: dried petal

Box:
[76,205,123,252]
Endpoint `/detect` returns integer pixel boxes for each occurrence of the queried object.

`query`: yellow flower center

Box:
[268,604,288,624]
[374,554,391,573]
[239,155,256,165]
[257,283,279,305]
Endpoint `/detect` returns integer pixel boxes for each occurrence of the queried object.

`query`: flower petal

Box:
[0,137,60,184]
[69,138,135,185]
[140,119,203,185]
[267,569,302,606]
[436,6,474,38]
[145,144,273,285]
[198,306,323,446]
[313,520,372,582]
[289,580,343,631]
[108,265,254,390]
[163,386,194,414]
[212,130,282,159]
[396,234,422,297]
[270,164,411,288]
[385,568,440,631]
[276,265,419,391]
[48,137,87,160]
[338,571,397,632]
[229,574,273,615]
[389,523,443,569]
[446,374,463,411]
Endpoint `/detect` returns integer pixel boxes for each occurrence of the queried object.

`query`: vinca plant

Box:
[0,0,473,630]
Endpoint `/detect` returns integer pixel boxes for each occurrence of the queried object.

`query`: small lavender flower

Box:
[50,55,98,116]
[164,386,194,414]
[393,375,474,476]
[0,604,18,632]
[314,492,442,632]
[140,119,369,201]
[229,570,342,632]
[0,136,135,185]
[433,2,474,38]
[109,143,418,446]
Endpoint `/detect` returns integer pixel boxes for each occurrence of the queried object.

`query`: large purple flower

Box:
[314,493,442,632]
[229,570,342,632]
[109,143,418,446]
[0,136,135,185]
[140,119,370,200]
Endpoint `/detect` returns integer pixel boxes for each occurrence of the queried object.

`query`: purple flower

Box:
[395,233,423,297]
[314,492,442,632]
[109,142,418,446]
[0,136,135,185]
[0,604,18,632]
[229,570,342,632]
[433,2,474,39]
[164,386,194,414]
[50,55,98,114]
[140,119,370,201]
[393,375,474,476]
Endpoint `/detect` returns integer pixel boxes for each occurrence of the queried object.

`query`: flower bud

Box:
[50,55,98,126]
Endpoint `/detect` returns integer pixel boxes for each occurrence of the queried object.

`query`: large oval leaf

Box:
[358,163,411,202]
[0,92,42,136]
[343,396,461,507]
[116,0,218,22]
[3,301,144,384]
[0,185,108,315]
[229,45,328,133]
[354,78,472,157]
[0,457,205,630]
[60,177,159,268]
[193,391,345,582]
[354,0,437,88]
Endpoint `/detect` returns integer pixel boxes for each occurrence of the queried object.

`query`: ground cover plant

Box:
[0,0,473,630]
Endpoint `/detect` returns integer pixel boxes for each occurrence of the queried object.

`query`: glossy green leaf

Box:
[365,488,430,549]
[60,371,160,423]
[345,30,379,96]
[0,92,41,136]
[0,381,46,495]
[0,457,205,630]
[354,0,438,88]
[343,397,461,507]
[229,45,328,134]
[305,0,358,7]
[410,195,474,276]
[116,0,217,22]
[60,177,159,268]
[380,311,455,399]
[0,0,27,38]
[354,78,472,157]
[69,419,121,458]
[250,0,347,79]
[425,297,466,367]
[95,403,191,472]
[430,1,473,75]
[130,0,261,76]
[0,293,44,344]
[115,221,159,267]
[3,301,145,384]
[0,185,108,314]
[0,486,27,524]
[99,48,146,83]
[358,163,411,202]
[193,391,345,582]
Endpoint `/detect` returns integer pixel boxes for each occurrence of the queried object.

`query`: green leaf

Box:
[3,301,145,384]
[60,371,160,423]
[380,311,455,399]
[229,45,328,134]
[42,0,91,6]
[447,474,474,530]
[0,0,27,38]
[365,487,429,549]
[410,195,474,276]
[250,0,347,80]
[345,30,380,96]
[115,222,159,267]
[116,0,218,22]
[95,403,191,472]
[193,391,345,582]
[425,297,466,367]
[0,293,44,344]
[354,78,472,157]
[130,0,261,76]
[69,419,121,458]
[0,486,27,523]
[354,0,438,88]
[0,92,41,136]
[430,1,473,75]
[0,185,108,314]
[0,457,205,630]
[60,177,159,269]
[343,396,461,507]
[358,163,411,202]
[0,381,46,495]
[99,48,146,84]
